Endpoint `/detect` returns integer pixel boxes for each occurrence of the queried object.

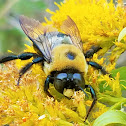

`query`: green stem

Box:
[97,93,126,106]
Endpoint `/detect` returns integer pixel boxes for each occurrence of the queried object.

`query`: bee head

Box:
[52,69,85,94]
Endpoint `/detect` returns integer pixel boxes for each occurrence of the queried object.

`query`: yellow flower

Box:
[0,0,126,125]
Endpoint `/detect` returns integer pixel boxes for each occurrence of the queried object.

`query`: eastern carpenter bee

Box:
[0,15,107,121]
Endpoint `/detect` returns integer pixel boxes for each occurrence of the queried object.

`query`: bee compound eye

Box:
[56,73,67,80]
[73,73,85,89]
[73,73,82,80]
[54,79,65,94]
[54,73,67,94]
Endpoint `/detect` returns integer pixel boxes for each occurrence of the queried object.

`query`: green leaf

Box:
[118,27,126,42]
[93,110,126,126]
[111,66,126,90]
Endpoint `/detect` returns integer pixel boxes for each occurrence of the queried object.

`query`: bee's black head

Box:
[51,69,85,94]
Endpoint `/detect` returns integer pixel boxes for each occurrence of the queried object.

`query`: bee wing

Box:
[19,15,54,63]
[60,16,83,51]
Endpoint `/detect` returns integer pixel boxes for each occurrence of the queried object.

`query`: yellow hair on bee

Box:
[44,44,88,75]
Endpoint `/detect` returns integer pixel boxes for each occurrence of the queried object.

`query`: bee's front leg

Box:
[44,75,54,98]
[84,85,97,122]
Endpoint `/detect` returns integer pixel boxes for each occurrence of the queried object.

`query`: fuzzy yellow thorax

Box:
[44,44,88,75]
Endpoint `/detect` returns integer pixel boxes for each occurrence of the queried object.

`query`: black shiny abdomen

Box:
[51,69,85,94]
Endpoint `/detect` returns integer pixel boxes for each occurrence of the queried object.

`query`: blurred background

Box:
[0,0,126,67]
[0,0,63,54]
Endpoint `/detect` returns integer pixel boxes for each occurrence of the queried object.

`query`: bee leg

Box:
[87,61,108,75]
[85,45,102,58]
[44,75,54,97]
[0,52,38,63]
[84,85,97,121]
[78,86,88,97]
[17,57,44,85]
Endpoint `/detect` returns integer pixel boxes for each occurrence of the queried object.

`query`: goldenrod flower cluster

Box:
[0,0,126,126]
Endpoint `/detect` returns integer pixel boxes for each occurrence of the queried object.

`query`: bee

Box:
[0,15,107,121]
